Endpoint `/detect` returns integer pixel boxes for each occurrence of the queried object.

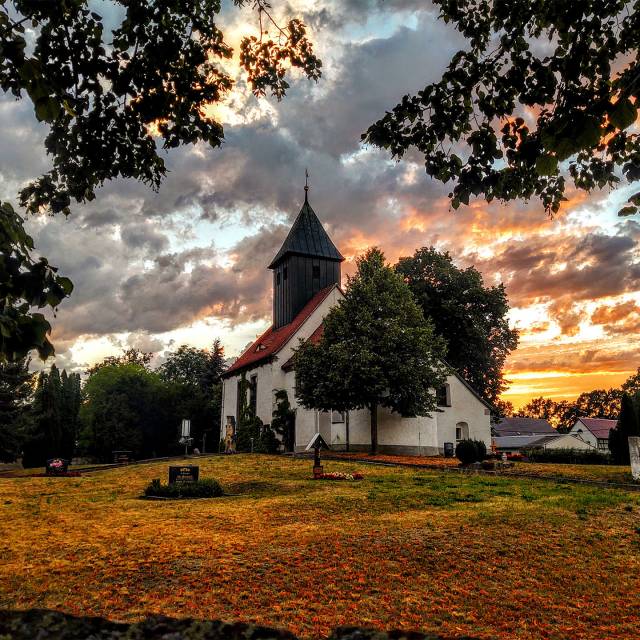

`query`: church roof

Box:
[222,285,337,378]
[268,195,344,269]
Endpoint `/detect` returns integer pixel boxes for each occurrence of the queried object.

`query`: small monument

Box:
[305,432,330,478]
[629,436,640,481]
[224,417,237,454]
[179,418,193,455]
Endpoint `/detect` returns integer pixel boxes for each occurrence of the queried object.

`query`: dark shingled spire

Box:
[268,196,344,269]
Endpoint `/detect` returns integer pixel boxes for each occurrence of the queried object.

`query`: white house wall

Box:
[435,375,492,452]
[544,434,594,451]
[568,422,599,449]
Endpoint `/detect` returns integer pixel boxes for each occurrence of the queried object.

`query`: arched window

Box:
[455,421,469,442]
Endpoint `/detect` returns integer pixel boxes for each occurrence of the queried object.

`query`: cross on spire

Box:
[304,168,310,201]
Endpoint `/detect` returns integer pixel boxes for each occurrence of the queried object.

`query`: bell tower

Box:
[268,183,343,329]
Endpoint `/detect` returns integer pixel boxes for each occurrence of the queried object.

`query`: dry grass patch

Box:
[1,455,639,639]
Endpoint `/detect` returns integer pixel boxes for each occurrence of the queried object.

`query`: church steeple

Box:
[269,186,343,329]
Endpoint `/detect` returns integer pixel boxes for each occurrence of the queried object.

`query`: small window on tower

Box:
[312,265,320,279]
[283,267,288,281]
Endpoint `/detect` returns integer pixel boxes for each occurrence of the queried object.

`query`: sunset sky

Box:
[2,1,639,409]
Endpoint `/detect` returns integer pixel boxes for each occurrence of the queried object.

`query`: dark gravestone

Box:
[169,465,199,485]
[46,458,69,475]
[443,442,454,458]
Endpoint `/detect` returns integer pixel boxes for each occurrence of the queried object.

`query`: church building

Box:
[220,189,492,455]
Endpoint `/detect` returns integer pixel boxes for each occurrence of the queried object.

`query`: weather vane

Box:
[304,168,310,194]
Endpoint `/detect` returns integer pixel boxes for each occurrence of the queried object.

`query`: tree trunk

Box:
[370,402,378,455]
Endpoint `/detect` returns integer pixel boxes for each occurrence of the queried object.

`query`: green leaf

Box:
[617,205,638,217]
[34,97,61,123]
[535,154,558,176]
[609,98,637,130]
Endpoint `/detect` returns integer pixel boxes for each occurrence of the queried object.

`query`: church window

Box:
[249,375,258,415]
[455,421,469,442]
[312,265,320,279]
[436,384,451,407]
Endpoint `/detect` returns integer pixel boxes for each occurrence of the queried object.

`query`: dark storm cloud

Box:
[474,231,640,308]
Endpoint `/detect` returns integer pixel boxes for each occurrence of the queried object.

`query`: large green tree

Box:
[609,392,640,464]
[0,0,320,361]
[364,1,640,216]
[294,248,449,454]
[80,363,176,461]
[0,355,33,462]
[158,340,226,452]
[396,247,518,403]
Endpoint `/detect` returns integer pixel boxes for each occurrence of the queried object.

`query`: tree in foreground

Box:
[396,247,518,403]
[0,1,321,361]
[294,248,449,454]
[609,392,640,465]
[0,356,33,462]
[364,1,640,217]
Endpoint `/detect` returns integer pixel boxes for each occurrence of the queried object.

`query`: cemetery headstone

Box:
[168,465,200,485]
[46,458,69,475]
[112,451,132,464]
[629,436,640,481]
[305,433,330,478]
[443,442,454,458]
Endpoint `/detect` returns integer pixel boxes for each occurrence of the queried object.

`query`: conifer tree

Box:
[22,365,81,466]
[609,393,640,465]
[0,356,33,462]
[294,248,449,454]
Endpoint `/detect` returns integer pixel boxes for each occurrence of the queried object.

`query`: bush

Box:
[455,438,486,465]
[144,478,224,498]
[522,447,611,465]
[474,439,487,461]
[236,417,280,454]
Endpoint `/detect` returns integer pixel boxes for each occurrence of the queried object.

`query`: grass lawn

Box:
[1,455,639,639]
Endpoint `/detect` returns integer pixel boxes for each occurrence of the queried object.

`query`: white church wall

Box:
[434,375,492,451]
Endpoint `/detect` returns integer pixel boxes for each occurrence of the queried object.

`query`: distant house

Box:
[568,418,617,454]
[492,417,556,437]
[492,417,593,454]
[492,433,593,454]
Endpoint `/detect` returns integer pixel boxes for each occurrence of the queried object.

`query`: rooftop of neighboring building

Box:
[572,417,617,439]
[492,416,556,436]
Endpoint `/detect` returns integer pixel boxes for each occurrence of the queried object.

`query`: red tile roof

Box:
[576,417,617,438]
[281,323,324,371]
[222,285,336,378]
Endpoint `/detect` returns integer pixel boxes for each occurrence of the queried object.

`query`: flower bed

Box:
[313,471,363,481]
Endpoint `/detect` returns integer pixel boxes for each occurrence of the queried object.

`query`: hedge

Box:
[144,478,224,498]
[0,610,480,640]
[522,447,611,465]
